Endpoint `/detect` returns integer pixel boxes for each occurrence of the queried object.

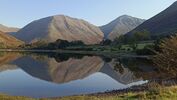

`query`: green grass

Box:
[65,42,154,53]
[0,86,177,100]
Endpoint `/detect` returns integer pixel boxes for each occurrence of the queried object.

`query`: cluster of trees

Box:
[21,39,85,50]
[47,39,85,49]
[100,30,152,51]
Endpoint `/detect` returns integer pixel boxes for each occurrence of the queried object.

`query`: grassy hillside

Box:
[0,31,24,48]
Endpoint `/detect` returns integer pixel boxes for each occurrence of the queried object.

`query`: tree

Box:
[48,39,70,49]
[128,34,138,50]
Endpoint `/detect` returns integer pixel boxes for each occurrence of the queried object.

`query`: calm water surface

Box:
[0,52,156,98]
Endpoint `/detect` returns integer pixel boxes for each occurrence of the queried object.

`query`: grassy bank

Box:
[0,86,176,100]
[57,86,177,100]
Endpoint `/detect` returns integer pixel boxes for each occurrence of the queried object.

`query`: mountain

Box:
[100,15,145,40]
[0,31,23,48]
[0,24,19,33]
[13,15,104,44]
[127,1,177,38]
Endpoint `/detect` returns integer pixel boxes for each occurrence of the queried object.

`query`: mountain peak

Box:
[100,15,145,40]
[53,14,68,18]
[118,15,132,18]
[116,15,145,22]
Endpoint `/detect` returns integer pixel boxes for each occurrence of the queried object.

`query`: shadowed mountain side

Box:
[127,1,177,38]
[11,17,53,43]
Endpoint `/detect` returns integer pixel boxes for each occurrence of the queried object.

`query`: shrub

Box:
[153,35,177,76]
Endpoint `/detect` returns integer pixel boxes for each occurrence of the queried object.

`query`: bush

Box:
[153,35,177,76]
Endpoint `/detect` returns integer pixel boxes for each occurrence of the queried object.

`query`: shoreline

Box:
[0,49,151,59]
[1,80,176,100]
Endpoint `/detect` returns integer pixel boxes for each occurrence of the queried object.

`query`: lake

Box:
[0,52,157,98]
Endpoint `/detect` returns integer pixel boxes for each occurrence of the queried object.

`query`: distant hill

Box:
[127,1,177,38]
[0,31,23,48]
[13,15,104,44]
[100,15,145,40]
[0,24,19,33]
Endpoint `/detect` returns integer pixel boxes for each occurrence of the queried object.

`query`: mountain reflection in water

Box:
[0,52,159,98]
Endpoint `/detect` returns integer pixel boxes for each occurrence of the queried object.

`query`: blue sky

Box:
[0,0,176,28]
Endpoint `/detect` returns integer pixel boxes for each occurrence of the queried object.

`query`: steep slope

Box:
[127,1,177,38]
[0,24,19,33]
[0,31,23,48]
[100,15,145,40]
[14,15,104,44]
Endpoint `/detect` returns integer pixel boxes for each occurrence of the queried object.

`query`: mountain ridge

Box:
[0,24,19,33]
